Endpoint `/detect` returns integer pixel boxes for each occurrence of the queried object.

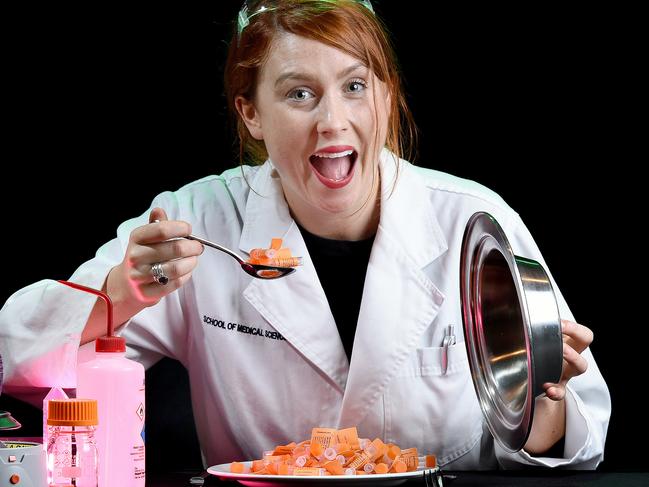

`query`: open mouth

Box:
[309,149,358,189]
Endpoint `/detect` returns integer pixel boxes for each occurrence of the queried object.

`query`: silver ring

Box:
[151,262,169,285]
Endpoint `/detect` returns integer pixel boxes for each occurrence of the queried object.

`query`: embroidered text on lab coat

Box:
[203,314,286,341]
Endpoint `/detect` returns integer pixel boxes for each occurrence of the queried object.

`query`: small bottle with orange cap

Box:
[46,398,99,487]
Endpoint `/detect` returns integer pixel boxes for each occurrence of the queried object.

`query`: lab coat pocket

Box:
[384,343,484,466]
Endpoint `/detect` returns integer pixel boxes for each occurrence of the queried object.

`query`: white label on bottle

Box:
[132,444,146,479]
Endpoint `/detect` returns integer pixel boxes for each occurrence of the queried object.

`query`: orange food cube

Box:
[375,463,389,474]
[338,448,356,459]
[310,442,324,457]
[294,467,326,476]
[425,454,437,468]
[275,248,292,259]
[272,442,296,455]
[271,257,302,267]
[324,459,344,475]
[387,444,401,460]
[230,461,245,473]
[249,248,273,261]
[397,447,419,471]
[335,427,360,450]
[346,452,371,470]
[366,438,387,461]
[270,238,283,250]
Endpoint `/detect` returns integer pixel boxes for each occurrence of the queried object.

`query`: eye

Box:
[347,79,368,93]
[288,88,314,101]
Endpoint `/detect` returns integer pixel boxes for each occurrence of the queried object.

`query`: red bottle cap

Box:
[95,335,126,352]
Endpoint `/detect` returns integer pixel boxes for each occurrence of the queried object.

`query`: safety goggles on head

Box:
[237,0,375,41]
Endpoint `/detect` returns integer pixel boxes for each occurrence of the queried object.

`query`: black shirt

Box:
[297,224,375,361]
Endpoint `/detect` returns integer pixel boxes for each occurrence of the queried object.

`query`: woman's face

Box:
[237,33,390,220]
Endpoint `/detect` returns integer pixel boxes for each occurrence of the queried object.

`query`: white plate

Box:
[207,461,440,486]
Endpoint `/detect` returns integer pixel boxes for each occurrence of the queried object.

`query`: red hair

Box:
[224,0,418,166]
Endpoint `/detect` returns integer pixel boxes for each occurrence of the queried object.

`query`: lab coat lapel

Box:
[338,150,449,427]
[240,162,349,392]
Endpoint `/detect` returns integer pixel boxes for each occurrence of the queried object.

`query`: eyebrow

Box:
[274,63,366,88]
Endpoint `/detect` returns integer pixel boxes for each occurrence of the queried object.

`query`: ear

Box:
[235,95,264,140]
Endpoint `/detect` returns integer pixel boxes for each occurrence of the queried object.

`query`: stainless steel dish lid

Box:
[460,212,563,452]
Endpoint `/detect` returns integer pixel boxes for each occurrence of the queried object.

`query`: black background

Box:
[2,2,643,471]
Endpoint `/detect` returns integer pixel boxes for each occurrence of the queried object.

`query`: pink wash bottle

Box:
[58,280,146,487]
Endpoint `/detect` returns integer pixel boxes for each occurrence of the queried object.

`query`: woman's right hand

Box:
[108,207,204,309]
[81,207,203,344]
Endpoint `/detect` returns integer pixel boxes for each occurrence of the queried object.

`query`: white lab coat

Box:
[0,149,610,469]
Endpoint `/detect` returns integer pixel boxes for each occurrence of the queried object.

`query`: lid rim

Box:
[460,212,561,452]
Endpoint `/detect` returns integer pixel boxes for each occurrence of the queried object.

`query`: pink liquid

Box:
[77,352,145,487]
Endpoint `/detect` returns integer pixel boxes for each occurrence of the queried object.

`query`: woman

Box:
[0,0,609,470]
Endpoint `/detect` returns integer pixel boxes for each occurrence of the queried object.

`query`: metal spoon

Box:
[185,234,296,280]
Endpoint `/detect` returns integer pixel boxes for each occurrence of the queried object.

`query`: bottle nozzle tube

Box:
[57,280,125,352]
[58,280,114,336]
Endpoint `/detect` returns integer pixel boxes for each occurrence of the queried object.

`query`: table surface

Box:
[147,470,649,487]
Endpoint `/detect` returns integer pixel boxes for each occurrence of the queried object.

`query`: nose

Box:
[315,93,349,136]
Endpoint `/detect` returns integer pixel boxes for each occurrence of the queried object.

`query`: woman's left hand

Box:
[544,319,594,401]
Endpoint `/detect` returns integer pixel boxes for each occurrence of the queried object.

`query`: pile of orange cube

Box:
[247,238,301,268]
[230,426,436,476]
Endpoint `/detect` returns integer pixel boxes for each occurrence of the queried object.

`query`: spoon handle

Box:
[186,234,245,264]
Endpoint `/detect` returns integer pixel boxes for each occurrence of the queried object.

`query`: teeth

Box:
[312,149,354,158]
